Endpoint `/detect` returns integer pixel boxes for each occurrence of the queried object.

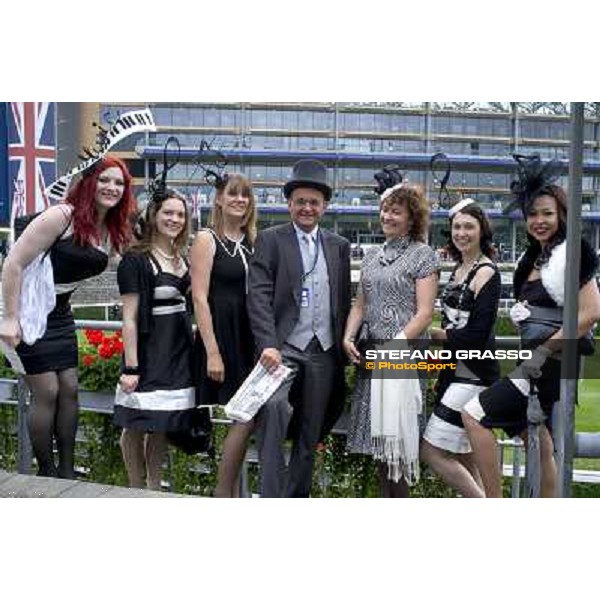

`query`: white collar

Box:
[293,223,319,242]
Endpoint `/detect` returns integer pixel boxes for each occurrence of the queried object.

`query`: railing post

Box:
[511,440,522,498]
[16,376,33,474]
[555,102,585,497]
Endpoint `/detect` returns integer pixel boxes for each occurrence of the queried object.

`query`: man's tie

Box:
[304,234,316,265]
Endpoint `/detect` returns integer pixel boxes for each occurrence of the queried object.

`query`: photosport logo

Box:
[361,345,533,378]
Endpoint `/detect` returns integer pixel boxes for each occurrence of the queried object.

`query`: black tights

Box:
[25,368,79,478]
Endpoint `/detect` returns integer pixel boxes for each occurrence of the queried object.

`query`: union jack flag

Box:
[8,102,56,219]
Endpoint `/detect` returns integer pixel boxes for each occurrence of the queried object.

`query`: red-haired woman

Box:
[0,156,135,479]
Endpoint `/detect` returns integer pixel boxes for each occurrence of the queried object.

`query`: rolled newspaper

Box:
[224,362,291,423]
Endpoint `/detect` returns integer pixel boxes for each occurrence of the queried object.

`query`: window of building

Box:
[250,110,267,128]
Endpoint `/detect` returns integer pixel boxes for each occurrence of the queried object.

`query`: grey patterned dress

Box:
[346,236,439,455]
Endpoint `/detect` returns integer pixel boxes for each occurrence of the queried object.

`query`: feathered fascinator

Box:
[505,153,562,215]
[374,164,404,198]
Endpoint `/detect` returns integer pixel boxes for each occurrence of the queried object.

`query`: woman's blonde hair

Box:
[210,174,257,244]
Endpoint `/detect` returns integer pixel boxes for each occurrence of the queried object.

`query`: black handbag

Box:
[518,306,596,357]
[166,407,214,457]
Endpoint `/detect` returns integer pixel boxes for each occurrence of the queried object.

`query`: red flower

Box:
[82,354,96,367]
[316,443,327,453]
[112,339,124,354]
[85,329,105,347]
[98,343,115,359]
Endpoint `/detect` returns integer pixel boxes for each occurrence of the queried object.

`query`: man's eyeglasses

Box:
[291,198,324,208]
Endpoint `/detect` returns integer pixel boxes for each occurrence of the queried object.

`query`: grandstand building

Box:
[67,102,600,261]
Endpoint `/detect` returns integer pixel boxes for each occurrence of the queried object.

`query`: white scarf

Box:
[539,240,566,306]
[369,332,422,485]
[516,240,567,306]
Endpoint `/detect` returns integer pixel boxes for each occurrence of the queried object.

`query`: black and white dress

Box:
[16,230,109,375]
[464,239,599,438]
[346,237,439,455]
[423,260,501,453]
[113,252,196,433]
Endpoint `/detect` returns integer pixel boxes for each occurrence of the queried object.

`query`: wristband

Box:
[122,366,140,376]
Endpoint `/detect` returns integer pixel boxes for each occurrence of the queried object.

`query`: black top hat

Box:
[283,159,332,202]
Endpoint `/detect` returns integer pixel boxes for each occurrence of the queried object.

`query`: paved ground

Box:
[0,469,190,498]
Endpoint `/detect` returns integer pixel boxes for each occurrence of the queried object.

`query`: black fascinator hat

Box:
[430,152,456,210]
[205,168,229,191]
[374,164,404,196]
[188,138,231,192]
[505,153,562,216]
[148,136,181,203]
[134,136,184,239]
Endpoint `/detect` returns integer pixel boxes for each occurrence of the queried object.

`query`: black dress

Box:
[195,230,254,406]
[16,235,108,375]
[113,253,196,432]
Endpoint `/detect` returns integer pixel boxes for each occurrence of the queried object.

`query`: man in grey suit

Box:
[248,159,351,498]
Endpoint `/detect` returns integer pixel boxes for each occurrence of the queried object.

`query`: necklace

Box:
[153,246,177,261]
[224,232,244,244]
[456,254,481,279]
[210,229,253,293]
[379,235,411,266]
[442,254,483,315]
[213,230,253,259]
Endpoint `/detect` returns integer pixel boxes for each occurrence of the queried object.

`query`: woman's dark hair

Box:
[380,184,430,243]
[446,202,497,262]
[525,183,567,266]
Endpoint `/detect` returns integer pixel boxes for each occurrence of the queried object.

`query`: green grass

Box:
[575,378,600,471]
[577,378,600,433]
[499,378,600,472]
